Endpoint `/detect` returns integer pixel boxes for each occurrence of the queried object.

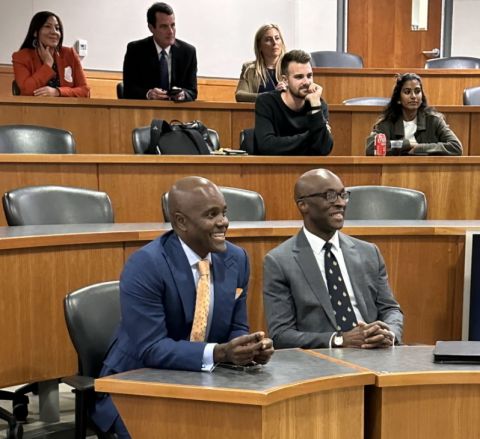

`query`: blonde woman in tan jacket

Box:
[235,24,287,102]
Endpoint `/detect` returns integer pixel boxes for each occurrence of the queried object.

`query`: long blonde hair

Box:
[253,24,286,87]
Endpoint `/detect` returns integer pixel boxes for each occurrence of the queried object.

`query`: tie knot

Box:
[198,259,210,276]
[160,50,167,58]
[323,242,332,253]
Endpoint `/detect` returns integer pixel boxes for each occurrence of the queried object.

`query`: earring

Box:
[33,38,38,48]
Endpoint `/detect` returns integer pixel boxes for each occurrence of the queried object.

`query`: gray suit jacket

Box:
[263,229,403,348]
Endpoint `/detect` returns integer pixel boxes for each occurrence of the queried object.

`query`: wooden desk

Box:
[95,349,373,439]
[0,221,474,389]
[314,67,480,106]
[318,346,480,439]
[0,97,478,154]
[1,155,480,225]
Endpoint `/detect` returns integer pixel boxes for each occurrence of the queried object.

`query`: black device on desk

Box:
[433,340,480,363]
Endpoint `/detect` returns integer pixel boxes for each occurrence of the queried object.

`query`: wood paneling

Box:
[315,68,480,105]
[110,387,364,439]
[0,65,237,101]
[0,244,124,386]
[348,0,442,69]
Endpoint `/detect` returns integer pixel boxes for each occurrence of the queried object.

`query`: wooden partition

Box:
[0,65,237,101]
[0,155,480,225]
[0,221,473,388]
[314,67,480,105]
[0,96,478,154]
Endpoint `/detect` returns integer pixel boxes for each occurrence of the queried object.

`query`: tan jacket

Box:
[235,62,263,102]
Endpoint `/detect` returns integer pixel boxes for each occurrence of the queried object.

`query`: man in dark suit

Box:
[123,2,197,101]
[93,176,274,438]
[263,169,403,349]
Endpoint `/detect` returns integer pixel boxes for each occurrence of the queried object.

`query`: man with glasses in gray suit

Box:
[263,168,403,349]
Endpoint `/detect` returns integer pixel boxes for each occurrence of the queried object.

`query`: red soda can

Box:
[374,133,387,156]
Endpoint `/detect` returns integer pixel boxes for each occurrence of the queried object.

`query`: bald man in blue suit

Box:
[93,177,273,438]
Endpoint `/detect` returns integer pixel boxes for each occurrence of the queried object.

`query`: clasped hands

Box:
[214,331,274,365]
[343,321,394,349]
[147,88,185,101]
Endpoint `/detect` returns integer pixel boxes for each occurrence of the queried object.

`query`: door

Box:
[347,0,442,68]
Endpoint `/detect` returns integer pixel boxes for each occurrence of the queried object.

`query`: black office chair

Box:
[116,82,124,99]
[342,97,390,106]
[2,185,114,226]
[132,125,220,154]
[11,81,20,96]
[310,51,364,68]
[425,56,480,69]
[162,186,266,222]
[0,124,76,153]
[239,128,255,154]
[463,86,480,105]
[0,406,23,438]
[63,281,120,439]
[345,185,427,220]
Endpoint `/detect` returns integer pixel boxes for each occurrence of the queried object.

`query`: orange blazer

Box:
[12,46,90,97]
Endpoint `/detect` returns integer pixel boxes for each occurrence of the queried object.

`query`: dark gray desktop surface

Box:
[316,346,480,373]
[101,349,368,393]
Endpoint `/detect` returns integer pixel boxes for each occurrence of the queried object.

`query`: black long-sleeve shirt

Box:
[254,90,333,156]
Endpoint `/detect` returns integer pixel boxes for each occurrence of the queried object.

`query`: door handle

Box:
[422,48,440,59]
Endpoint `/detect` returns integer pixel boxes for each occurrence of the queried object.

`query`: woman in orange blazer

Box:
[12,11,90,97]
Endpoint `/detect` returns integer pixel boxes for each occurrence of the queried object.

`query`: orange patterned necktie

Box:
[190,259,211,341]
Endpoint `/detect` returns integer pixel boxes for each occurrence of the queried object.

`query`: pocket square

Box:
[235,288,243,299]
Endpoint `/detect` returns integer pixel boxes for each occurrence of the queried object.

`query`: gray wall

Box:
[451,0,480,57]
[0,0,337,77]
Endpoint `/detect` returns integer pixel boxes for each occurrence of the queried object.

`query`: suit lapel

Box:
[293,231,337,328]
[339,233,369,319]
[163,232,196,324]
[208,251,236,341]
[170,42,180,86]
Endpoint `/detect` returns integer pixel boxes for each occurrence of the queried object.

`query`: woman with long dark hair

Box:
[12,11,89,97]
[366,72,461,155]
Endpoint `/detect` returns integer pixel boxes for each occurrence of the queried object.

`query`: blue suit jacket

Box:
[93,230,250,431]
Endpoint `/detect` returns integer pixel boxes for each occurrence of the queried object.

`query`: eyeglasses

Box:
[296,190,350,203]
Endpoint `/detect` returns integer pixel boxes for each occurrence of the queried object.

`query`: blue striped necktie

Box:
[159,50,169,91]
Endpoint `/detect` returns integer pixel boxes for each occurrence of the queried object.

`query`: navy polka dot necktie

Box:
[323,242,358,331]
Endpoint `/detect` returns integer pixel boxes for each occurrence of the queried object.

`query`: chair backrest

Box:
[116,82,124,99]
[0,124,76,153]
[463,86,480,105]
[162,186,266,222]
[2,185,114,225]
[425,56,480,69]
[132,125,220,154]
[310,51,364,68]
[239,128,255,154]
[12,80,20,96]
[344,185,427,220]
[342,97,390,106]
[64,281,120,377]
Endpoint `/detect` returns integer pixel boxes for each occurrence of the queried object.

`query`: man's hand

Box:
[213,331,274,365]
[342,321,394,349]
[147,88,169,100]
[305,83,323,107]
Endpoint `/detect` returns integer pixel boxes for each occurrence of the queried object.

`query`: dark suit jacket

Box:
[123,36,197,101]
[263,229,403,348]
[92,230,249,431]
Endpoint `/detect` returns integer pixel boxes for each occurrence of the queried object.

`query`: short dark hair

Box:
[281,50,311,75]
[20,11,64,50]
[147,2,174,26]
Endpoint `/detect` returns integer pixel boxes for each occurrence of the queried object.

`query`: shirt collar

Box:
[303,227,340,254]
[178,237,212,268]
[153,39,172,56]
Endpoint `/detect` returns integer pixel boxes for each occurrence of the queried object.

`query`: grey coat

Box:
[263,229,403,348]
